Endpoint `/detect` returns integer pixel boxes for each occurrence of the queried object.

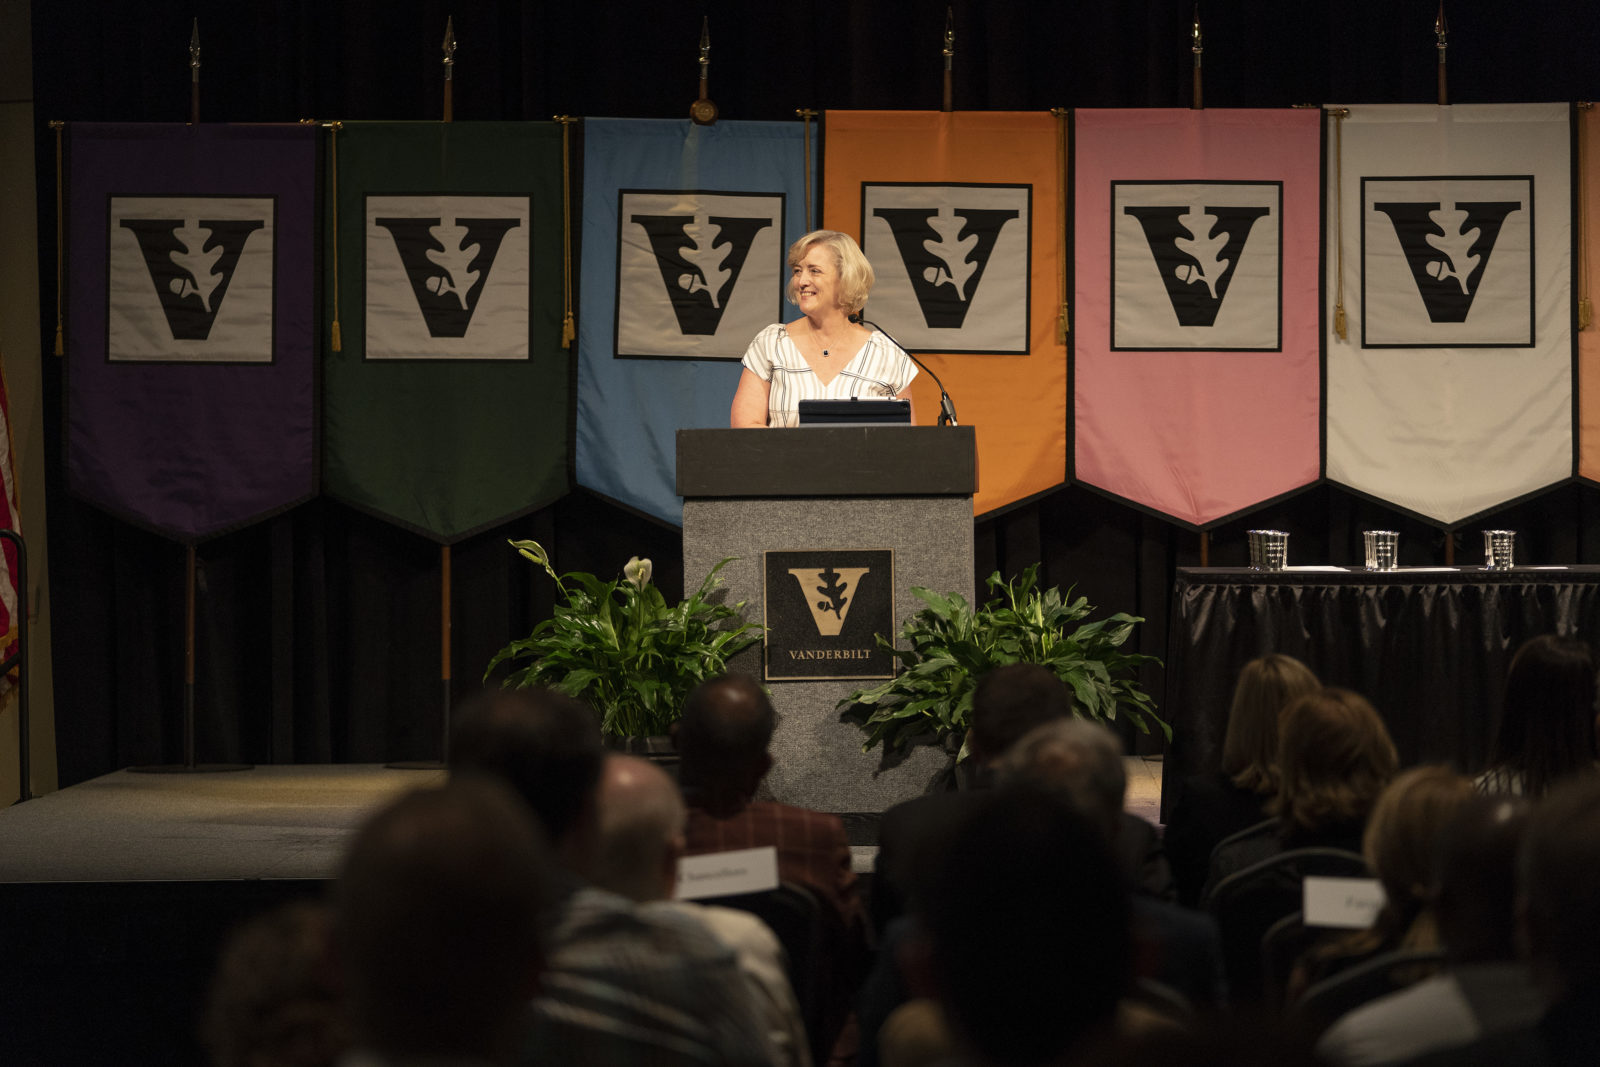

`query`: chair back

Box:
[1207,847,1370,1004]
[703,881,828,1062]
[1294,948,1447,1035]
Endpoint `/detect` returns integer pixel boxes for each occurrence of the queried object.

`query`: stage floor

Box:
[0,757,1163,884]
[0,764,443,883]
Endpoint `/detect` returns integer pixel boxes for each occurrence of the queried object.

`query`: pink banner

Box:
[1073,109,1321,528]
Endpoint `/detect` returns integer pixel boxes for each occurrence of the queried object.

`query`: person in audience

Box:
[450,687,773,1067]
[1288,765,1476,1000]
[202,900,349,1067]
[995,717,1227,1011]
[1203,687,1398,900]
[1164,653,1321,906]
[677,674,865,940]
[1397,774,1600,1067]
[677,673,868,1058]
[908,787,1135,1066]
[593,752,809,1067]
[1316,794,1540,1066]
[874,663,1172,934]
[329,780,551,1066]
[1477,635,1598,799]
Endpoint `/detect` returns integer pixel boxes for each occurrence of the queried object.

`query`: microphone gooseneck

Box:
[854,315,959,427]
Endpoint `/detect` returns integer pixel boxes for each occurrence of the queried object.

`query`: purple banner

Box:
[66,123,316,542]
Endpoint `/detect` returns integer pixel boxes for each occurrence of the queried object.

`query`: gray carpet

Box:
[0,765,442,883]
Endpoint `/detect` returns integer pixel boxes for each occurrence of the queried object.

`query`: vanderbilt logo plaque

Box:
[763,550,894,681]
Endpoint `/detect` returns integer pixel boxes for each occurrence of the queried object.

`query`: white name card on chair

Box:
[675,846,780,900]
[1303,876,1386,929]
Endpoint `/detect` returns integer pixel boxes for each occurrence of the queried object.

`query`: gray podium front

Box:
[678,426,976,814]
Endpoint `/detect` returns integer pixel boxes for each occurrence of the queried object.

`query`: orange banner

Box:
[1581,106,1600,483]
[823,111,1066,515]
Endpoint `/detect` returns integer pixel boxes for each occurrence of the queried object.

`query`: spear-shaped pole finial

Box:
[690,16,718,125]
[442,16,457,122]
[941,7,955,113]
[189,18,200,124]
[1191,5,1204,110]
[1435,2,1449,106]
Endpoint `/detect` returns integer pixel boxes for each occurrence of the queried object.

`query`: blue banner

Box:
[577,118,816,525]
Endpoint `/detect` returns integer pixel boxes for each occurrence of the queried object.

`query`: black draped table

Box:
[1161,566,1600,819]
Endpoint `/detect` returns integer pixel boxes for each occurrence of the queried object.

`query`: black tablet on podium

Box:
[796,398,912,426]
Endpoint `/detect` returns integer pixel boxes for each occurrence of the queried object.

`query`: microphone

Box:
[853,315,959,427]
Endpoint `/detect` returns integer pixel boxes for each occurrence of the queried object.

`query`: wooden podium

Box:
[678,426,977,813]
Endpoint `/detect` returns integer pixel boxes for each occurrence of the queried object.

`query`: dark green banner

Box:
[324,122,569,542]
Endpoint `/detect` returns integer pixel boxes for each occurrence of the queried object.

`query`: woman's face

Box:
[790,245,840,316]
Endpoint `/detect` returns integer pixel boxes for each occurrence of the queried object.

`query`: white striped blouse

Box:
[740,322,918,427]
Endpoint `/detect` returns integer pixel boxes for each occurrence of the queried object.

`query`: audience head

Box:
[676,674,775,803]
[449,686,603,853]
[1489,634,1598,798]
[331,780,552,1062]
[1433,793,1529,964]
[202,900,349,1067]
[966,663,1074,766]
[919,787,1131,1066]
[1361,765,1476,941]
[1271,687,1399,834]
[994,716,1127,841]
[591,754,688,903]
[1220,654,1320,795]
[1519,773,1600,997]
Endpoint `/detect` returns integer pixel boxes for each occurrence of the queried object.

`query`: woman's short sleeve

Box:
[740,324,785,382]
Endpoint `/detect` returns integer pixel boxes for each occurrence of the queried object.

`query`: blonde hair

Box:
[787,230,875,315]
[1271,687,1399,833]
[1221,654,1320,795]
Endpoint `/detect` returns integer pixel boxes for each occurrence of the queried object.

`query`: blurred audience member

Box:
[1289,766,1475,998]
[1398,774,1600,1066]
[1165,654,1321,906]
[1317,795,1539,1066]
[330,780,551,1066]
[595,753,808,1067]
[1204,687,1398,900]
[450,687,772,1067]
[1478,635,1598,799]
[202,900,348,1067]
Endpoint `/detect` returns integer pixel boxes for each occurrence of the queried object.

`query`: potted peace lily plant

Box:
[485,539,764,743]
[839,564,1168,775]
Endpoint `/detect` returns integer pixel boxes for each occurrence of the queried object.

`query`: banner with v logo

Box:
[1074,109,1321,529]
[577,119,814,526]
[65,124,316,542]
[1327,104,1572,526]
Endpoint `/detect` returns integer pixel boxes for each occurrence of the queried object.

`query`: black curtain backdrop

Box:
[29,0,1600,784]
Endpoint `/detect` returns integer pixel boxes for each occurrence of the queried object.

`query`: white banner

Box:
[364,195,530,360]
[1326,104,1573,525]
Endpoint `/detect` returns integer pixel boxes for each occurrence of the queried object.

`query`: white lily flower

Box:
[624,556,653,589]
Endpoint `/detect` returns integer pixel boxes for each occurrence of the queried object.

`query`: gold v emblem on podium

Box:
[787,566,871,637]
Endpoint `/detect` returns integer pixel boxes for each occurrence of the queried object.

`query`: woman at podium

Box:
[730,230,917,427]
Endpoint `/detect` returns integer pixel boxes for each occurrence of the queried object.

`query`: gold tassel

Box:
[1058,303,1070,342]
[1052,106,1069,350]
[331,320,342,352]
[797,108,817,232]
[557,116,577,350]
[1334,303,1347,341]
